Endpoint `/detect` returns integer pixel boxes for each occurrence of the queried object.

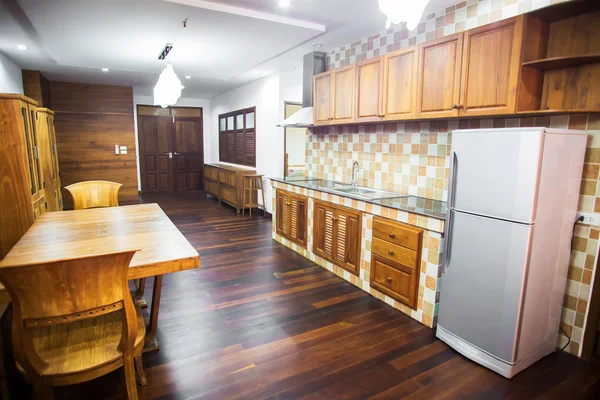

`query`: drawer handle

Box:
[389,233,395,239]
[388,250,394,256]
[386,276,392,283]
[332,217,339,221]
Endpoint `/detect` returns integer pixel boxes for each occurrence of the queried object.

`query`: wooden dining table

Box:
[0,203,200,352]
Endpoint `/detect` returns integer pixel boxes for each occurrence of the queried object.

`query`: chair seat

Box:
[17,305,145,380]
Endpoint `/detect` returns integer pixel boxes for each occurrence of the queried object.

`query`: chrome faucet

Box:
[351,161,360,187]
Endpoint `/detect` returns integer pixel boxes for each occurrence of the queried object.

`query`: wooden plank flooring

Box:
[10,193,600,399]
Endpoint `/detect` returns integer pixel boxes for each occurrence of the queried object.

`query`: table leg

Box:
[143,275,163,353]
[133,278,148,309]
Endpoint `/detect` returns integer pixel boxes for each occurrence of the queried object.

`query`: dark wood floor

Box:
[11,192,600,399]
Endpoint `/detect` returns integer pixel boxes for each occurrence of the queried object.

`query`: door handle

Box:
[174,152,182,156]
[167,152,173,159]
[442,152,458,271]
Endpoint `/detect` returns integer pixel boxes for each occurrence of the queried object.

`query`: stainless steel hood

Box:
[279,51,326,128]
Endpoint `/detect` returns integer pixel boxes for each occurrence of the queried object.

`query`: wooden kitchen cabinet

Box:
[276,189,308,247]
[417,33,464,119]
[37,108,62,211]
[382,46,418,120]
[313,200,362,275]
[313,71,332,125]
[459,16,524,116]
[356,56,384,122]
[370,216,423,309]
[313,64,356,125]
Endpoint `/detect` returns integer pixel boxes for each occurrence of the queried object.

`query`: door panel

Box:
[438,210,532,363]
[356,56,383,122]
[313,202,335,260]
[460,17,523,116]
[451,129,542,223]
[417,34,463,118]
[314,72,332,125]
[174,118,204,192]
[333,65,356,123]
[139,115,173,193]
[383,47,418,120]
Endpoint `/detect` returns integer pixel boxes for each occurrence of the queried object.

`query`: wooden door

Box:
[356,56,384,122]
[276,190,290,237]
[138,115,173,193]
[332,208,361,275]
[383,46,418,120]
[313,72,332,125]
[332,64,356,123]
[459,16,524,116]
[417,33,463,118]
[289,194,307,247]
[173,117,204,191]
[313,201,335,260]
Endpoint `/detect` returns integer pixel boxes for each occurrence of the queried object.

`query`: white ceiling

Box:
[0,0,458,99]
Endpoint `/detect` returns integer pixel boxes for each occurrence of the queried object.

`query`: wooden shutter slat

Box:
[336,213,347,262]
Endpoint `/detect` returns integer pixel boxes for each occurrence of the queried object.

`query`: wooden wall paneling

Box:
[22,70,50,108]
[332,64,356,123]
[416,33,464,119]
[382,46,418,120]
[0,96,36,259]
[49,83,138,209]
[313,71,332,125]
[459,16,524,116]
[355,56,384,122]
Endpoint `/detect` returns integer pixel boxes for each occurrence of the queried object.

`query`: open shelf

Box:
[522,54,600,70]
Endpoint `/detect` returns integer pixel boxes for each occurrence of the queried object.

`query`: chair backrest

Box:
[0,250,138,376]
[65,180,122,210]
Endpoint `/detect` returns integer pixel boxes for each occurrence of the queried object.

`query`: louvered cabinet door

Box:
[313,201,335,260]
[332,209,362,275]
[276,190,290,237]
[289,194,307,247]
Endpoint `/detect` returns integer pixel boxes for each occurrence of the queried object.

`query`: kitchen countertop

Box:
[270,177,447,220]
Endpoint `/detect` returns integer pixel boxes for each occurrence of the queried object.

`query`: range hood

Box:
[279,51,326,128]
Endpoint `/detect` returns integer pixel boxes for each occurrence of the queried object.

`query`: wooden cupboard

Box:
[275,189,308,247]
[356,56,384,122]
[370,217,423,309]
[382,47,419,120]
[36,108,63,211]
[459,17,524,116]
[203,163,257,214]
[313,200,362,275]
[313,64,356,125]
[416,33,464,119]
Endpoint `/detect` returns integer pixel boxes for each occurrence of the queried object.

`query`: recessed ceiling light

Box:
[278,0,290,9]
[101,68,109,72]
[185,75,191,79]
[253,71,259,75]
[313,44,323,48]
[17,44,27,51]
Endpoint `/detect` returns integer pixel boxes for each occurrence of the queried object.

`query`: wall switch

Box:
[119,145,128,154]
[579,213,600,226]
[114,144,120,155]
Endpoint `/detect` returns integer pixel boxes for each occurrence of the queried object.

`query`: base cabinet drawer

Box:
[218,170,236,186]
[373,218,421,251]
[219,186,236,205]
[205,180,218,196]
[372,237,418,269]
[205,166,218,181]
[371,255,418,309]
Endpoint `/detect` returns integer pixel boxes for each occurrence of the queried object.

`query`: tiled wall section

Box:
[307,114,600,356]
[271,180,444,328]
[326,0,572,70]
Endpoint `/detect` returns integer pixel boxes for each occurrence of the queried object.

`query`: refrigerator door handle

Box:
[443,152,458,271]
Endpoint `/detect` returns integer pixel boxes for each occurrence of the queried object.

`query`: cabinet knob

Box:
[386,276,392,283]
[389,233,395,239]
[388,250,394,256]
[332,216,339,221]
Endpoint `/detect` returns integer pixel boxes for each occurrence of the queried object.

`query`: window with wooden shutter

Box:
[218,107,256,167]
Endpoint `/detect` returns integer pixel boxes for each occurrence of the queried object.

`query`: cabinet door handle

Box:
[388,250,394,256]
[332,216,339,221]
[386,276,392,283]
[389,233,395,239]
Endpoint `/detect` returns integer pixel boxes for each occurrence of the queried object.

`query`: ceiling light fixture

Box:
[278,0,290,9]
[185,75,191,79]
[101,68,109,72]
[378,0,430,31]
[17,44,27,51]
[313,44,323,48]
[154,64,184,108]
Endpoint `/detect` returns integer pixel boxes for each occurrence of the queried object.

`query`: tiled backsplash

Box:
[326,0,571,71]
[306,113,600,357]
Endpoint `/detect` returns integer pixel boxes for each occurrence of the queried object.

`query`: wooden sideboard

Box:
[204,163,257,214]
[314,2,600,125]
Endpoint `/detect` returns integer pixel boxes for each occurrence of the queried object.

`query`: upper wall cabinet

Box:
[356,56,384,122]
[313,65,356,126]
[459,16,524,117]
[313,71,332,124]
[383,46,418,120]
[416,33,464,119]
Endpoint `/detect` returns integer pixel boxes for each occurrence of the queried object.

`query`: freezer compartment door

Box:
[438,210,533,363]
[451,129,543,223]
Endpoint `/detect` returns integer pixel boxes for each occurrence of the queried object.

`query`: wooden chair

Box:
[242,174,266,217]
[0,250,147,400]
[64,180,122,210]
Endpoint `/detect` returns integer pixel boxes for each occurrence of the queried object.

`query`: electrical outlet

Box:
[579,213,600,226]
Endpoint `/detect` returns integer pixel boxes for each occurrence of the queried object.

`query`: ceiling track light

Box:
[158,43,174,60]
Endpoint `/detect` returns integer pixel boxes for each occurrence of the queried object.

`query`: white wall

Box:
[132,92,211,191]
[207,68,302,213]
[0,52,23,94]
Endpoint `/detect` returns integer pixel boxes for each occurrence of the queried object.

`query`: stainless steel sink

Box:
[330,186,408,200]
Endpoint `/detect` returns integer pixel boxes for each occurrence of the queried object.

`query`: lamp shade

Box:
[153,64,184,108]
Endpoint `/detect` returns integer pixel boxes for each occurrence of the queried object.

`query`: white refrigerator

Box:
[436,128,587,378]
